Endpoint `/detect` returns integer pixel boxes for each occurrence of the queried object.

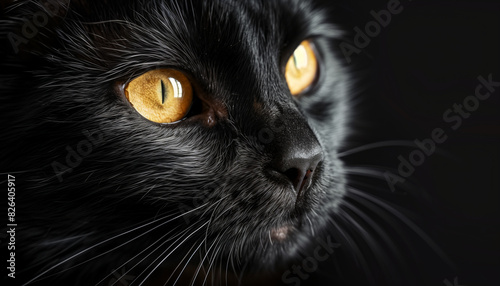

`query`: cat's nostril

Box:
[271,149,323,197]
[283,167,313,198]
[284,168,301,185]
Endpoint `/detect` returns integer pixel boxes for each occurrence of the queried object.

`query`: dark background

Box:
[306,0,499,285]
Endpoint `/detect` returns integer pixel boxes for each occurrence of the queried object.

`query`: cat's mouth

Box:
[270,225,294,242]
[267,212,308,244]
[266,184,320,243]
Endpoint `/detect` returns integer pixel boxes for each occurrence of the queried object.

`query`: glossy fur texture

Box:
[1,0,351,285]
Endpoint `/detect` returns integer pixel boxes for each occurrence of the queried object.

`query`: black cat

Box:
[1,0,351,285]
[5,0,492,286]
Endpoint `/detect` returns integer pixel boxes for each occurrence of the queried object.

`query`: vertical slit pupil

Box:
[161,80,166,104]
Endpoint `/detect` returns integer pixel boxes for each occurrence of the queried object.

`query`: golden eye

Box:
[285,40,318,96]
[124,69,193,124]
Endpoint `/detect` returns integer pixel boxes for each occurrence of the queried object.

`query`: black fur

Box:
[1,0,350,285]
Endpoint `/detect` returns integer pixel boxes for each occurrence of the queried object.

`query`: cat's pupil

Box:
[160,79,166,104]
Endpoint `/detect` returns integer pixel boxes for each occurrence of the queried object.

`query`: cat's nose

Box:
[270,144,323,197]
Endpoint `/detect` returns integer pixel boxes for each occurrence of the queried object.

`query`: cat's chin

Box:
[248,209,331,269]
[269,225,294,242]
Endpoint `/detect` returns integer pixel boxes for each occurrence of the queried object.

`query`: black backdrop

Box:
[303,0,500,285]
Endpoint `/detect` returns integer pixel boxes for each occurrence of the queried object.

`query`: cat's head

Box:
[1,0,350,283]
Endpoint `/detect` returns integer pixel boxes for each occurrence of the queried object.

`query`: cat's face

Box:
[1,0,349,283]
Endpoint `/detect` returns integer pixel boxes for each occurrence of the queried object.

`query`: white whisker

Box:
[98,225,189,286]
[137,221,210,286]
[168,240,204,286]
[347,187,455,268]
[189,234,220,286]
[338,140,416,157]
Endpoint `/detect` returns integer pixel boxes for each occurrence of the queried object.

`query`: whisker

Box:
[137,221,210,286]
[226,241,235,286]
[202,238,223,286]
[189,234,220,286]
[342,200,410,281]
[131,226,200,285]
[347,187,455,269]
[201,194,231,254]
[216,246,224,286]
[24,214,172,284]
[345,165,425,197]
[343,165,396,181]
[338,207,389,285]
[96,225,185,286]
[345,189,435,279]
[338,140,416,157]
[327,216,374,284]
[26,203,207,284]
[168,239,204,286]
